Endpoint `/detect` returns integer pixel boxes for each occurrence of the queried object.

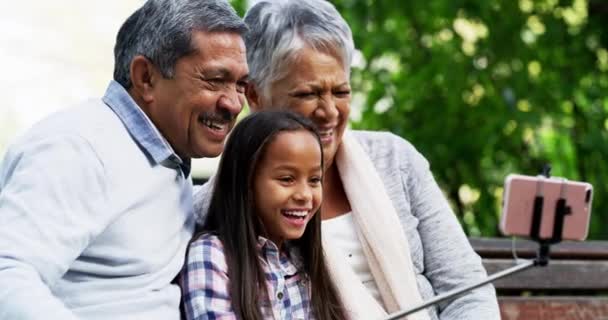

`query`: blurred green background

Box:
[234,0,607,239]
[2,0,603,239]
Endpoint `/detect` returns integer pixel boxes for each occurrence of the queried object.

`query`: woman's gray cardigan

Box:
[193,130,501,320]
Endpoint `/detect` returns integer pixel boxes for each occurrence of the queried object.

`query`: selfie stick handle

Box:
[382,259,535,320]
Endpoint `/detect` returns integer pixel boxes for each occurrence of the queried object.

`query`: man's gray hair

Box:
[113,0,247,89]
[244,0,354,97]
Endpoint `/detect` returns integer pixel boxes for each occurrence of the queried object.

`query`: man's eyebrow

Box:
[200,67,249,81]
[200,67,231,78]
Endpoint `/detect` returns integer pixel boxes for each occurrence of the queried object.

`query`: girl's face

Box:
[253,129,323,248]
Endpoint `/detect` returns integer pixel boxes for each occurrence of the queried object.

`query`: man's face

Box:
[147,31,249,159]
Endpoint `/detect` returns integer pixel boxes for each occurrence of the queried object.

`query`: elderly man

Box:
[0,0,248,319]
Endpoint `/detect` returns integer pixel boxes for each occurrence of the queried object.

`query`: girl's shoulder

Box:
[190,233,223,249]
[186,233,228,272]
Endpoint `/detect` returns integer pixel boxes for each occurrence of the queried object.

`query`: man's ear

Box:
[245,82,263,111]
[129,55,158,104]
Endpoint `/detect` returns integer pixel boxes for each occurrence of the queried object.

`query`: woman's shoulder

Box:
[349,129,427,171]
[350,129,417,154]
[193,176,215,225]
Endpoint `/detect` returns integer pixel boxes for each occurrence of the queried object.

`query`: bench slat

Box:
[483,259,608,290]
[471,237,608,260]
[499,297,608,320]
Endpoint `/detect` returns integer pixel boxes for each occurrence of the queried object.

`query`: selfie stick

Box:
[383,165,567,320]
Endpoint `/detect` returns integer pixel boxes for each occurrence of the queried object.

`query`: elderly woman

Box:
[194,0,500,319]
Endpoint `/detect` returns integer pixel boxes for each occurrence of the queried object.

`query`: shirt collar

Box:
[257,236,301,276]
[102,80,191,176]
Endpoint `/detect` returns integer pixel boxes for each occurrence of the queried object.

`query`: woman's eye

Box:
[334,90,351,97]
[293,92,316,99]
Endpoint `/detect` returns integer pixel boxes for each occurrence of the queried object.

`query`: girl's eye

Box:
[309,176,322,185]
[278,176,294,184]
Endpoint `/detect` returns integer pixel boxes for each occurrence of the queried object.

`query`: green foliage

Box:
[230,0,247,17]
[331,0,608,239]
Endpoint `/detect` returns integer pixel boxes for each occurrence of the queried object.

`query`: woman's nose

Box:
[315,95,339,120]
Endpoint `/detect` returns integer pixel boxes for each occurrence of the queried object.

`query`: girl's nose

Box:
[293,184,313,203]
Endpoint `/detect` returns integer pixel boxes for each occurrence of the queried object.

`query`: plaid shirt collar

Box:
[256,236,301,276]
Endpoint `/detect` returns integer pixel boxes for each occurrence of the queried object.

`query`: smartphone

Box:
[500,174,593,241]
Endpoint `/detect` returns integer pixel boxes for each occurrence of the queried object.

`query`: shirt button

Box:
[277,292,284,300]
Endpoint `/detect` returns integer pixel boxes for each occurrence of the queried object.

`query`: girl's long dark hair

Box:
[199,111,346,320]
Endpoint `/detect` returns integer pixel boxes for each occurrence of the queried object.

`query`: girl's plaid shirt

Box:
[181,234,313,320]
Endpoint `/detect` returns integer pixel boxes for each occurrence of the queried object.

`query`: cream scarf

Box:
[322,131,430,320]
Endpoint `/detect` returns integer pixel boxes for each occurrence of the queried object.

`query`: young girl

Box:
[181,111,346,320]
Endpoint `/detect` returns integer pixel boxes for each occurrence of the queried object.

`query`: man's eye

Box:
[200,78,219,89]
[202,77,223,85]
[236,81,248,93]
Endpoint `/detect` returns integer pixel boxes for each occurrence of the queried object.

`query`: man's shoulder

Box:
[13,98,135,161]
[17,98,118,144]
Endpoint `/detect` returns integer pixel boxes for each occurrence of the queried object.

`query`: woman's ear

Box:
[245,82,262,111]
[129,55,158,104]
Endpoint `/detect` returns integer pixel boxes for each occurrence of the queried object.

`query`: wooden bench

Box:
[470,237,608,320]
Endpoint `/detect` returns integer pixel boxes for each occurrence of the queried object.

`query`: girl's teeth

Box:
[283,210,308,218]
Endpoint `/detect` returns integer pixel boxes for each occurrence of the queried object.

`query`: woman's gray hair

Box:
[244,0,354,97]
[113,0,247,89]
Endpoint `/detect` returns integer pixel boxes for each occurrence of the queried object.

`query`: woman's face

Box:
[253,130,323,248]
[253,47,351,168]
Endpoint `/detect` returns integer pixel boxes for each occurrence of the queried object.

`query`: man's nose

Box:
[217,90,243,116]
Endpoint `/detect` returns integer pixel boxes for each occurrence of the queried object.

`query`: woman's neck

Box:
[321,163,351,220]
